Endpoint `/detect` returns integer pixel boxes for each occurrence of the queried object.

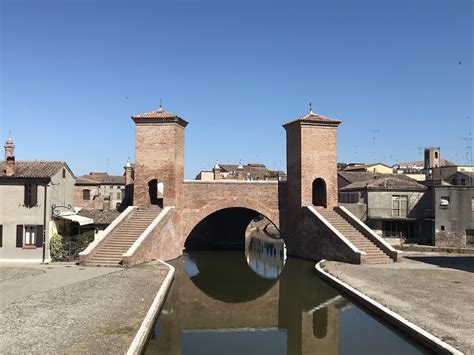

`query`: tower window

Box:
[434,152,439,159]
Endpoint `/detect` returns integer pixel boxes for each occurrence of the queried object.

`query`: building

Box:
[195,162,285,181]
[342,163,393,174]
[431,165,474,181]
[393,147,454,181]
[0,137,76,262]
[75,172,125,210]
[427,171,474,247]
[338,172,431,243]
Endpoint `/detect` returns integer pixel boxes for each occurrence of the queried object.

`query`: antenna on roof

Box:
[309,102,314,114]
[370,130,380,163]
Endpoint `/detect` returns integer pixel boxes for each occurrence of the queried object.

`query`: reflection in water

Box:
[145,251,431,355]
[246,230,286,279]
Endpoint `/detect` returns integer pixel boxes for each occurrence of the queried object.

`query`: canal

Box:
[145,231,432,354]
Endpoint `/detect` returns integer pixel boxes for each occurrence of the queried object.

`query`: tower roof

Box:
[131,105,188,127]
[283,111,342,128]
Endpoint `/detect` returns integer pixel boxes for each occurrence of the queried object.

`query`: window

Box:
[83,189,91,200]
[16,225,43,248]
[0,225,2,247]
[62,168,66,178]
[116,191,121,200]
[392,195,408,217]
[441,225,445,231]
[440,196,450,208]
[24,225,36,245]
[383,220,415,239]
[24,183,38,208]
[461,178,466,185]
[435,152,439,159]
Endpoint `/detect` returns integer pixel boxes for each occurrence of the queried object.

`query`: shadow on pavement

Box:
[406,256,474,273]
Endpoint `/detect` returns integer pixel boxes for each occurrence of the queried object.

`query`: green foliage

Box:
[74,230,95,246]
[50,233,67,261]
[50,230,95,261]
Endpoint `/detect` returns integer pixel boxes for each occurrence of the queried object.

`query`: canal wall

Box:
[315,261,463,354]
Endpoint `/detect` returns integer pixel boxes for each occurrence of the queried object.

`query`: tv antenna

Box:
[370,130,380,163]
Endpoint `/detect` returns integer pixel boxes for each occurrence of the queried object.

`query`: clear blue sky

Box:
[1,0,472,178]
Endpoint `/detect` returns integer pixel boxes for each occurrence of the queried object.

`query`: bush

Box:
[50,233,67,261]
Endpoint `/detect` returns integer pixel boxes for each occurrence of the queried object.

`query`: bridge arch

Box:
[181,197,280,250]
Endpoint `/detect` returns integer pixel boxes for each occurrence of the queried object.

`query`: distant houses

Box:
[195,162,286,181]
[337,148,474,248]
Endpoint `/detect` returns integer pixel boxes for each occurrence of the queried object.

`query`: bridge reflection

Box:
[145,250,345,355]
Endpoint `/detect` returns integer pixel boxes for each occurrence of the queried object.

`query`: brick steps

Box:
[317,208,393,264]
[85,207,161,266]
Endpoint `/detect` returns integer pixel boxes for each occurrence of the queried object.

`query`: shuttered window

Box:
[24,183,38,208]
[15,225,43,248]
[36,225,44,247]
[83,189,91,200]
[16,225,23,247]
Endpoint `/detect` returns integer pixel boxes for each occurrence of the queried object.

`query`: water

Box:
[145,234,432,355]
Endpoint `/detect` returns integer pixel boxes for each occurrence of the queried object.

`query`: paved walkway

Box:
[324,255,474,354]
[0,262,169,354]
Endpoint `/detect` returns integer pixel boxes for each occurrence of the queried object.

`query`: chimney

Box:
[124,158,133,185]
[213,161,221,180]
[103,195,110,211]
[4,137,15,176]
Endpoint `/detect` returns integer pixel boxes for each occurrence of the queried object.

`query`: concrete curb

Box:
[314,260,463,355]
[126,260,175,355]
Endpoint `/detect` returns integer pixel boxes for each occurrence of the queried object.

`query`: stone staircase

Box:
[85,207,161,266]
[317,207,393,264]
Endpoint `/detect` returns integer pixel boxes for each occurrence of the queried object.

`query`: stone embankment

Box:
[0,262,172,354]
[320,256,474,354]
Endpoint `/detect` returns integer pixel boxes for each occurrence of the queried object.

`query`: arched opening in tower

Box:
[147,179,163,207]
[312,178,327,207]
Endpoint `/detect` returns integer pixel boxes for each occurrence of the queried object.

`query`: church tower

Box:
[4,136,15,176]
[131,105,188,207]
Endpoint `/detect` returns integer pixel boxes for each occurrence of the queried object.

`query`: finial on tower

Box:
[158,98,163,112]
[309,102,314,115]
[214,161,221,170]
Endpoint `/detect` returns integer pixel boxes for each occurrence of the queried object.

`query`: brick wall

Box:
[180,181,283,243]
[133,123,185,207]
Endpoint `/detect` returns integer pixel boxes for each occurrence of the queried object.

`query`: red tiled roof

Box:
[78,173,125,185]
[0,161,68,179]
[340,174,427,191]
[131,106,188,127]
[283,111,342,127]
[132,109,180,119]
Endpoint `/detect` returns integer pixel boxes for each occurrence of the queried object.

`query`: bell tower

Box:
[131,105,188,207]
[4,136,15,176]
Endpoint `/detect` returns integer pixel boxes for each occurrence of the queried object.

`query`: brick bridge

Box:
[80,106,401,266]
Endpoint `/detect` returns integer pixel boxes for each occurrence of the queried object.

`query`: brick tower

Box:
[131,106,188,207]
[283,107,341,219]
